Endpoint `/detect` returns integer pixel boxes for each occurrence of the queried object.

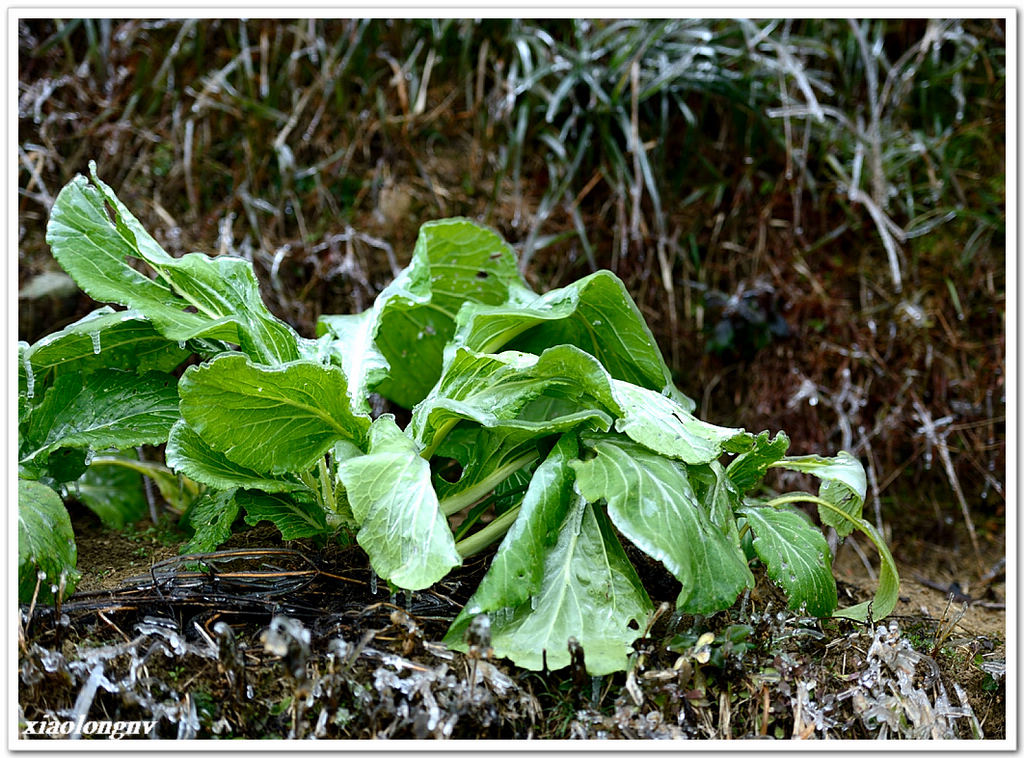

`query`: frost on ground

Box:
[839,622,984,739]
[18,601,1001,740]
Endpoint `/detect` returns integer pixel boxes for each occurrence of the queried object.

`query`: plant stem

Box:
[419,418,460,460]
[737,522,751,542]
[298,469,320,494]
[318,456,334,511]
[480,320,535,355]
[763,492,830,511]
[455,505,521,558]
[438,451,539,516]
[90,455,175,480]
[89,455,201,509]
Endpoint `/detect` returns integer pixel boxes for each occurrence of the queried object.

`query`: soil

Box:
[17,505,1005,741]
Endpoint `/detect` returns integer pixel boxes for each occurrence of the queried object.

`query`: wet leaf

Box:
[316,309,391,414]
[18,479,79,604]
[410,344,615,456]
[726,430,790,493]
[46,164,304,364]
[239,491,328,540]
[166,420,308,494]
[688,460,744,546]
[465,493,653,675]
[184,490,241,553]
[20,369,180,468]
[455,270,695,410]
[737,503,837,616]
[25,307,189,389]
[572,435,754,614]
[336,416,460,590]
[178,353,370,475]
[370,218,529,408]
[610,379,750,464]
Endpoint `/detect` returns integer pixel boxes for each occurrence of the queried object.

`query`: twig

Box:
[845,535,877,582]
[137,446,160,524]
[912,396,985,574]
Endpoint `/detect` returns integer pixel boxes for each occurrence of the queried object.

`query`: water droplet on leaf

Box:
[22,351,35,399]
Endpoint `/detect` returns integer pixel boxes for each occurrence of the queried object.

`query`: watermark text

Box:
[21,716,157,739]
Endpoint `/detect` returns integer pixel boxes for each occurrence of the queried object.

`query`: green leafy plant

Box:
[17,304,196,602]
[19,164,898,674]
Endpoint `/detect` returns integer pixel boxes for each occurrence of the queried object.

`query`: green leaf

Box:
[19,448,89,485]
[166,420,308,493]
[26,307,189,388]
[454,433,579,619]
[572,435,754,614]
[829,516,900,622]
[74,460,149,529]
[20,311,188,487]
[455,270,694,409]
[370,218,529,408]
[689,461,744,546]
[316,309,391,413]
[336,415,460,590]
[178,353,370,475]
[726,430,790,493]
[451,492,653,675]
[411,345,616,457]
[610,379,750,464]
[46,166,302,364]
[762,491,899,622]
[772,452,866,537]
[737,504,837,617]
[20,370,180,466]
[239,491,329,540]
[18,479,80,604]
[183,490,241,553]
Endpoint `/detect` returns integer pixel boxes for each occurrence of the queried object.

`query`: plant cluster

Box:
[18,167,898,674]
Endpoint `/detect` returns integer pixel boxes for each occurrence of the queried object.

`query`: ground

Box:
[18,502,1005,740]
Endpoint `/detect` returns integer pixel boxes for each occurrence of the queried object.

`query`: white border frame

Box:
[7,6,1016,751]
